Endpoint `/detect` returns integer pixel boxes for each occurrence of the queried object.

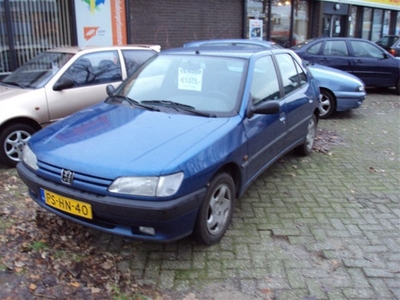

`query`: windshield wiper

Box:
[107,95,160,111]
[142,100,216,117]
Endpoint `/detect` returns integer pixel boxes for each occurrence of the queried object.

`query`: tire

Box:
[319,89,336,119]
[294,114,317,156]
[194,172,235,245]
[396,78,400,96]
[0,123,36,167]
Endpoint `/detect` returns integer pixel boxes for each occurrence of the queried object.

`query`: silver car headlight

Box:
[22,145,38,170]
[108,172,184,197]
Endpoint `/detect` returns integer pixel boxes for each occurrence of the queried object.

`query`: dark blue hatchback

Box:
[292,37,400,95]
[17,47,320,245]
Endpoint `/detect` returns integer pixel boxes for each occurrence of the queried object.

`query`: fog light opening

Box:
[139,226,155,236]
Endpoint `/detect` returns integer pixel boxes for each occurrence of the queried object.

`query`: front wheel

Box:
[194,172,235,245]
[294,114,317,156]
[0,123,36,167]
[319,89,336,119]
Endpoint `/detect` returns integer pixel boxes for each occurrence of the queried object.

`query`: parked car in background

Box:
[17,46,320,245]
[291,37,400,94]
[0,45,160,167]
[389,38,400,57]
[375,35,399,51]
[184,39,366,119]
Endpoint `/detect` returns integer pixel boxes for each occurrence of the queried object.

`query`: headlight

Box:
[356,85,365,92]
[108,172,184,197]
[22,145,38,170]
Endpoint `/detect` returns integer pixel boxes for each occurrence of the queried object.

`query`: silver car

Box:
[0,45,160,167]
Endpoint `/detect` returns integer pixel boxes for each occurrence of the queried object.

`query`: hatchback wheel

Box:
[0,124,35,167]
[294,114,317,156]
[319,89,336,119]
[194,172,235,245]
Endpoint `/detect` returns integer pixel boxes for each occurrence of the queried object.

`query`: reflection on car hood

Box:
[0,84,33,100]
[309,63,365,85]
[30,102,231,178]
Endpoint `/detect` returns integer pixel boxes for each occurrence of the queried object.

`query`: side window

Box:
[122,50,157,77]
[307,42,322,55]
[63,51,122,87]
[322,41,348,56]
[351,41,385,59]
[276,53,302,95]
[250,56,280,104]
[293,59,307,87]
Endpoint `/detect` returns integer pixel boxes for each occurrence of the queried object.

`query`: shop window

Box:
[372,9,383,42]
[0,0,72,75]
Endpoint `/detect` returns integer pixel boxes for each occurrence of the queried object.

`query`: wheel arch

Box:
[212,162,242,198]
[0,117,42,133]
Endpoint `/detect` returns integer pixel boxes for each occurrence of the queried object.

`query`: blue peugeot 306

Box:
[17,46,320,245]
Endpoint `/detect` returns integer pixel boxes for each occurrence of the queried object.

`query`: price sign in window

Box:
[178,67,203,91]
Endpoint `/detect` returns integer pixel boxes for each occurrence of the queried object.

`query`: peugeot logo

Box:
[61,169,74,185]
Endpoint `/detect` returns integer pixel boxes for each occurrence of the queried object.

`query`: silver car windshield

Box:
[1,52,74,88]
[119,55,246,114]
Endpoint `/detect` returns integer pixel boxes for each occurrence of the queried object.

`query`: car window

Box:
[63,51,122,87]
[250,56,280,104]
[122,49,157,77]
[122,55,245,114]
[322,41,348,56]
[275,53,303,95]
[306,41,322,54]
[293,58,307,87]
[351,41,385,58]
[2,51,74,88]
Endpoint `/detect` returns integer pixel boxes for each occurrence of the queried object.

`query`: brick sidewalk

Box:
[89,90,399,300]
[1,90,398,300]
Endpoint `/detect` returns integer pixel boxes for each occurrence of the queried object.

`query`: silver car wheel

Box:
[319,89,335,119]
[5,129,31,162]
[206,183,232,236]
[305,116,316,152]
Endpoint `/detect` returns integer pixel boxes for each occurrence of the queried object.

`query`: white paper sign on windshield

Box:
[178,67,203,91]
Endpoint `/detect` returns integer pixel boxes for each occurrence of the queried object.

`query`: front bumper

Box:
[17,162,206,242]
[335,92,366,112]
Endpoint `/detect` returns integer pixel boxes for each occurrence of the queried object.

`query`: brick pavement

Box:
[87,89,399,299]
[1,90,398,300]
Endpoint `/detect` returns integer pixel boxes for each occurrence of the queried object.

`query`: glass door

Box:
[322,14,345,37]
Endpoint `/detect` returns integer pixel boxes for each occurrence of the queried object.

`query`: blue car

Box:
[291,37,400,95]
[184,39,366,118]
[17,47,320,245]
[308,63,365,118]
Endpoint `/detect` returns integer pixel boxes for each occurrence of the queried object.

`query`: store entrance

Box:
[322,15,345,37]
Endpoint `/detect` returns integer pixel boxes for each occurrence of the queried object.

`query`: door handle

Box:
[279,112,286,123]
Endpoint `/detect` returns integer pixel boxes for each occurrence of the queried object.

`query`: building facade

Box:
[0,0,399,76]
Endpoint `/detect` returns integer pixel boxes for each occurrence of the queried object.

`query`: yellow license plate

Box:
[42,189,93,219]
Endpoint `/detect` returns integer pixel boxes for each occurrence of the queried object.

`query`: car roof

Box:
[161,46,275,59]
[183,39,283,49]
[46,44,161,54]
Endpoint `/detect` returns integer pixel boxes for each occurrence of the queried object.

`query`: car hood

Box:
[309,63,365,86]
[0,84,33,100]
[30,103,233,178]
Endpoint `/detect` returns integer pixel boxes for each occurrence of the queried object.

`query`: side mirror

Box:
[250,100,280,115]
[106,84,116,96]
[53,76,74,91]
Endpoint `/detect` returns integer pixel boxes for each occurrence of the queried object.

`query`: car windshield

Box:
[117,54,246,115]
[1,51,74,88]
